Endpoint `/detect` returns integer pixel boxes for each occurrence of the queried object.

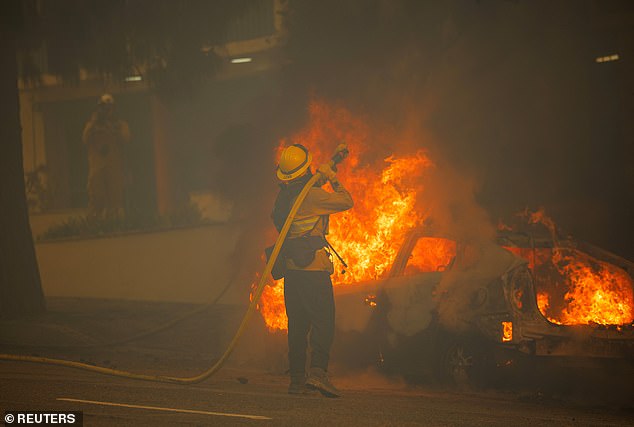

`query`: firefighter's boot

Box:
[288,374,311,395]
[306,367,341,398]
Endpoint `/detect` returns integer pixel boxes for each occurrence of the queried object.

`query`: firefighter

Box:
[272,143,353,397]
[82,94,130,218]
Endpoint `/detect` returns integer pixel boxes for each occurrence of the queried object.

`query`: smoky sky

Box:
[279,0,634,259]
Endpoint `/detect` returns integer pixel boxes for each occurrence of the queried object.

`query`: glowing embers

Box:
[365,294,378,308]
[502,321,513,342]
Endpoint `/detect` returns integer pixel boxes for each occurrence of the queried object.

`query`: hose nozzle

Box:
[330,143,349,172]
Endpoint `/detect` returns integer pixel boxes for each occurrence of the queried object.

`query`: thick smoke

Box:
[284,0,634,259]
[273,0,634,336]
[188,1,633,317]
[183,0,633,364]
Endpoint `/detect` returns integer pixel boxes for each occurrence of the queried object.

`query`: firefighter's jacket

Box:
[286,178,353,273]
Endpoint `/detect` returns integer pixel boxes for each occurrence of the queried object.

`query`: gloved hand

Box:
[330,142,349,172]
[318,163,337,181]
[334,142,348,156]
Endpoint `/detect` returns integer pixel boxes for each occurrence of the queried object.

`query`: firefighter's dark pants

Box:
[284,269,335,378]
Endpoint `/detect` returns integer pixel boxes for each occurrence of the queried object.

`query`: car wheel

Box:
[438,337,492,389]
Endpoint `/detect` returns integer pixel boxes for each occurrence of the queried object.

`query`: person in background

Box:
[82,93,130,218]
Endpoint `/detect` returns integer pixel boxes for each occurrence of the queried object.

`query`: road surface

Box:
[1,298,632,426]
[1,361,633,426]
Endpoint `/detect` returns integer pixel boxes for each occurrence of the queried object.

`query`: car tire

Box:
[436,335,493,389]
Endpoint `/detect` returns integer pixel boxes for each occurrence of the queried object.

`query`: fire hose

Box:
[0,147,348,385]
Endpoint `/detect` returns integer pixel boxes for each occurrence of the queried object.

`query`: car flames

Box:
[506,246,634,326]
[254,101,634,332]
[255,100,454,332]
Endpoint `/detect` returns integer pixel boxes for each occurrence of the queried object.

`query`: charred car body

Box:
[333,227,634,386]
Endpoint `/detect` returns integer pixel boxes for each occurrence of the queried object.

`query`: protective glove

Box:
[318,163,337,181]
[334,142,348,156]
[329,142,349,174]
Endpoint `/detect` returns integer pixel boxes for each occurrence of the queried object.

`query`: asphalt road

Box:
[1,362,633,427]
[1,299,632,426]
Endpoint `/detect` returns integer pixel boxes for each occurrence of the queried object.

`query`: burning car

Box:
[333,226,634,387]
[254,101,634,387]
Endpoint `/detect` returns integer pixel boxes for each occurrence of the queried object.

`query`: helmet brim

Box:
[276,152,312,181]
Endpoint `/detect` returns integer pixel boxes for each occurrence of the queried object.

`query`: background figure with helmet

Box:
[271,143,353,397]
[82,94,130,219]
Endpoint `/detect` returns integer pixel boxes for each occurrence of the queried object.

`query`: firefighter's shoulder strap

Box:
[271,173,313,232]
[268,174,317,279]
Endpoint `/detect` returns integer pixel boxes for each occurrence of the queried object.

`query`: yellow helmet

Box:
[276,144,312,181]
[98,93,114,105]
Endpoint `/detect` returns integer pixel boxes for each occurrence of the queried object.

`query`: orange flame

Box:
[502,321,513,342]
[511,209,634,326]
[536,291,552,320]
[406,237,457,274]
[256,100,449,332]
[258,280,287,332]
[549,249,634,325]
